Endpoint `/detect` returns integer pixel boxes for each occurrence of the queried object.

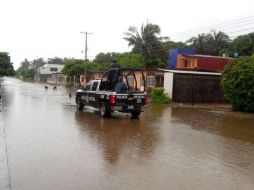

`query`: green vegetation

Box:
[62,59,85,77]
[221,55,254,112]
[16,57,70,80]
[16,59,36,80]
[0,52,15,76]
[230,32,254,56]
[186,30,231,55]
[62,52,144,77]
[186,31,254,57]
[151,88,171,104]
[48,57,70,65]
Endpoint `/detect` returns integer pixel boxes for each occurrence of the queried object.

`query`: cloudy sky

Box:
[1,0,254,69]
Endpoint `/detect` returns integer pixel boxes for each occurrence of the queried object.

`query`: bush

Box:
[221,54,254,112]
[151,88,171,104]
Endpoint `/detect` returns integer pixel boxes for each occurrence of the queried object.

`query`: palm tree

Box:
[124,22,168,68]
[186,33,209,54]
[209,30,230,55]
[187,30,230,55]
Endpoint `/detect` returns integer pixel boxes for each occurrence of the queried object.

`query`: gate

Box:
[172,73,226,103]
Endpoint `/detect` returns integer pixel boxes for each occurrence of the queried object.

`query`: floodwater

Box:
[0,77,254,190]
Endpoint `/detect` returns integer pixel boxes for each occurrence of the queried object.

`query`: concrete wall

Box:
[39,64,64,75]
[163,72,174,99]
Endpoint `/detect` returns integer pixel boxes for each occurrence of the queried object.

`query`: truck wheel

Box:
[100,103,111,117]
[76,96,84,110]
[131,111,141,118]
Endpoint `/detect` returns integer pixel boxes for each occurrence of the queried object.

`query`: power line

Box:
[170,22,254,41]
[125,28,254,55]
[169,15,254,37]
[124,22,254,47]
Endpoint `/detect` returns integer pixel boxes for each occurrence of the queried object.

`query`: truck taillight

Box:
[109,95,116,105]
[144,94,148,105]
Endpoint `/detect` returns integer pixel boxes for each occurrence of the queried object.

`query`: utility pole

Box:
[80,31,92,84]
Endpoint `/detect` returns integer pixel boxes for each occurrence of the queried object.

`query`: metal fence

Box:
[172,73,226,103]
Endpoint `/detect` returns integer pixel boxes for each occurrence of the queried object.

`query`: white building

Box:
[158,69,225,103]
[35,64,66,84]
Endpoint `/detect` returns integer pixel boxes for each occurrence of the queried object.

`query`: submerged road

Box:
[0,77,254,190]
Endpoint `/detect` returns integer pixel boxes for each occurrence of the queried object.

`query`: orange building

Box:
[176,54,232,71]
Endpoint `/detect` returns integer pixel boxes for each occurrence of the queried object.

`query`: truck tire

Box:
[100,103,111,117]
[131,111,141,118]
[76,96,84,110]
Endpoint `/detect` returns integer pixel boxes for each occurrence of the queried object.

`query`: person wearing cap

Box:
[110,59,120,68]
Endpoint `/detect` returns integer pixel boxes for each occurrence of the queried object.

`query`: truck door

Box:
[83,82,92,105]
[89,81,99,108]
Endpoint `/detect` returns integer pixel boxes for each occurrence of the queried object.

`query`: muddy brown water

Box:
[0,77,254,190]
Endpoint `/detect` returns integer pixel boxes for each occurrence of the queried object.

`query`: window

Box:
[127,76,134,86]
[140,77,144,86]
[50,67,58,72]
[184,60,189,67]
[84,82,92,91]
[91,82,98,91]
[81,76,84,83]
[147,75,156,87]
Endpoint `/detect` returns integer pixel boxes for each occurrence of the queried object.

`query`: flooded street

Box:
[1,77,254,190]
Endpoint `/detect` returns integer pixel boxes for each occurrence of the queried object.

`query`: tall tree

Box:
[124,22,168,68]
[93,52,120,64]
[0,52,15,76]
[62,59,85,77]
[208,30,230,55]
[231,32,254,56]
[16,59,34,80]
[187,30,230,55]
[186,33,209,54]
[163,40,186,50]
[48,57,70,65]
[31,58,46,70]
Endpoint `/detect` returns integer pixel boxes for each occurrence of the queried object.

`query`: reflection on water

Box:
[1,77,254,190]
[171,106,254,143]
[75,110,159,165]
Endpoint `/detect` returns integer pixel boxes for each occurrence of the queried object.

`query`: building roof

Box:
[157,68,221,76]
[181,54,233,59]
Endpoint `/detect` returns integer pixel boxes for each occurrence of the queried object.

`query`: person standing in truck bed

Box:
[107,59,121,90]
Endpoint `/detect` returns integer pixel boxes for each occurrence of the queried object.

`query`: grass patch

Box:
[151,88,171,104]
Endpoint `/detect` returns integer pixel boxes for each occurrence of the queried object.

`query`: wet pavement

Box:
[0,77,254,190]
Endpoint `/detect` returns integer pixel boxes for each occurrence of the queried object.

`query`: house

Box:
[160,69,226,103]
[79,71,105,86]
[169,48,232,72]
[35,64,66,84]
[176,54,232,71]
[168,48,195,68]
